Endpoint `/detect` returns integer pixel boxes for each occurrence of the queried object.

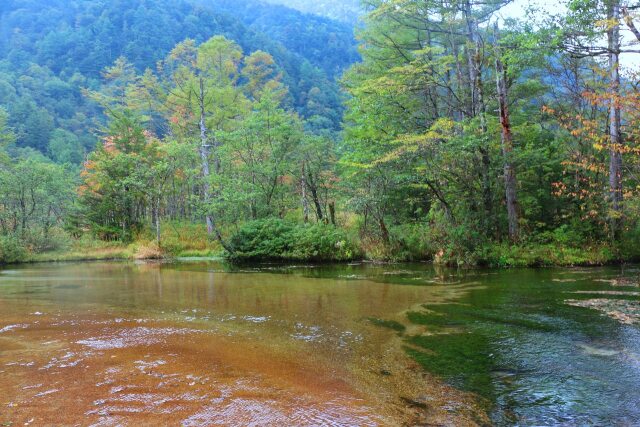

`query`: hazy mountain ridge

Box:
[201,0,359,77]
[262,0,362,23]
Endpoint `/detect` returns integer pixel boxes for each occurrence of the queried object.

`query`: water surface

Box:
[0,261,639,426]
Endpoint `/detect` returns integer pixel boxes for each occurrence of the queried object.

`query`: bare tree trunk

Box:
[328,201,336,226]
[608,0,623,238]
[301,162,310,223]
[155,196,161,247]
[464,0,492,231]
[306,169,324,221]
[495,35,519,241]
[199,78,214,236]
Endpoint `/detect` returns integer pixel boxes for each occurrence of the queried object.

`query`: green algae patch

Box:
[367,317,406,332]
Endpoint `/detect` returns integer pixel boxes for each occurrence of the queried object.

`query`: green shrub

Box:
[228,218,360,262]
[387,223,436,261]
[23,227,72,253]
[386,217,485,265]
[0,236,28,264]
[479,242,616,267]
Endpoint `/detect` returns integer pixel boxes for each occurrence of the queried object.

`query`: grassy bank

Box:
[1,219,636,267]
[0,222,224,265]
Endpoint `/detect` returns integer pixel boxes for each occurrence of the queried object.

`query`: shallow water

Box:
[0,261,639,426]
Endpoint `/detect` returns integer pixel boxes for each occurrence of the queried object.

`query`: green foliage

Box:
[0,236,28,264]
[48,129,84,165]
[228,219,359,262]
[220,92,303,221]
[0,154,75,239]
[200,0,359,77]
[0,0,352,166]
[479,243,616,268]
[80,112,161,241]
[367,317,406,332]
[154,222,220,257]
[261,0,362,24]
[2,0,640,267]
[22,227,72,253]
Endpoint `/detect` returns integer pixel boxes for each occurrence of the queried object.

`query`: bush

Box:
[479,242,616,267]
[0,236,28,264]
[22,227,72,252]
[228,218,360,262]
[382,218,484,265]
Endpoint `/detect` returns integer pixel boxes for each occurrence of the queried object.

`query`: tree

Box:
[0,108,15,166]
[162,36,246,249]
[48,129,84,165]
[557,0,640,236]
[0,156,74,243]
[79,112,158,240]
[221,91,302,220]
[494,25,519,240]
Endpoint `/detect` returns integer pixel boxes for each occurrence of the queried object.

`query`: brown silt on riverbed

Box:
[0,262,484,426]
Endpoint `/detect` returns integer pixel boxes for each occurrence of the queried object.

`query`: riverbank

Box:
[8,240,629,269]
[23,244,221,264]
[1,220,636,267]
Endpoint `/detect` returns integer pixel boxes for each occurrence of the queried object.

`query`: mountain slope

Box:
[261,0,362,24]
[0,0,356,155]
[202,0,359,77]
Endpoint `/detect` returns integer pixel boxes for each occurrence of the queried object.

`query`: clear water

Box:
[1,261,639,426]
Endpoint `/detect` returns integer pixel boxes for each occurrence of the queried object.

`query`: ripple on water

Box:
[41,351,84,369]
[181,397,378,427]
[34,389,60,398]
[291,323,324,342]
[0,324,28,334]
[134,359,167,374]
[241,315,270,324]
[76,327,202,350]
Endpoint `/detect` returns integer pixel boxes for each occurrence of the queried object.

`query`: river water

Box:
[0,261,639,426]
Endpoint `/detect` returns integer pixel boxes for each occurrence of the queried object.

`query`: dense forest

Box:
[1,0,640,266]
[262,0,363,23]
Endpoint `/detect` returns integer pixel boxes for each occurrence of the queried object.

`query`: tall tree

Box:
[162,37,246,248]
[494,26,519,240]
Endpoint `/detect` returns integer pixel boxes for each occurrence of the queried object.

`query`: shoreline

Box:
[2,250,634,269]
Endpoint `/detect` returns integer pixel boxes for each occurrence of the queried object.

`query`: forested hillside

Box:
[200,0,359,76]
[0,0,354,158]
[261,0,362,23]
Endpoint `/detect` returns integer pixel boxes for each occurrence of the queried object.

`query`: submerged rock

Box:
[566,298,640,325]
[577,343,620,357]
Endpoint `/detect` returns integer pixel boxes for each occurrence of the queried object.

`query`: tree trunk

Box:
[608,0,623,237]
[301,162,310,223]
[328,201,336,226]
[306,169,324,221]
[197,78,235,253]
[463,0,492,231]
[495,35,519,241]
[199,78,214,236]
[379,216,390,244]
[155,196,161,247]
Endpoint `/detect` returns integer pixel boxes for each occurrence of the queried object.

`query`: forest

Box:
[1,0,640,267]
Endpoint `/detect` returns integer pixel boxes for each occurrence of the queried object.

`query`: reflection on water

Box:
[0,261,639,425]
